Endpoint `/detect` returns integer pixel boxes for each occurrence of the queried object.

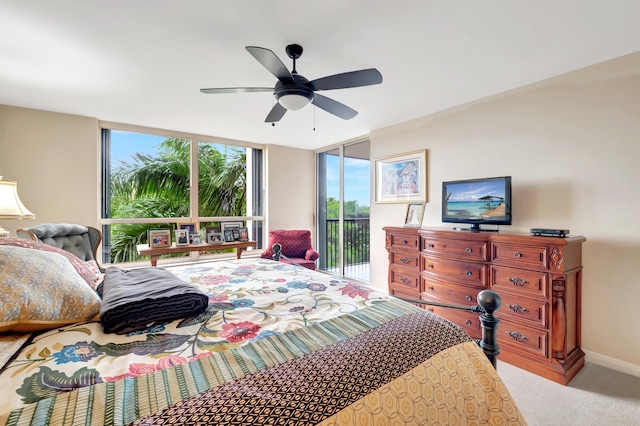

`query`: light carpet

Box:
[498,361,640,426]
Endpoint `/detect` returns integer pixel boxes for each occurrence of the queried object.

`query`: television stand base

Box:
[453,226,499,233]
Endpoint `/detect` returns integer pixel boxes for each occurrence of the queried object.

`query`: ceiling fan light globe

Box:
[277,93,312,111]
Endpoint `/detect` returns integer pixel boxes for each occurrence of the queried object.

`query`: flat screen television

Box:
[442,176,512,232]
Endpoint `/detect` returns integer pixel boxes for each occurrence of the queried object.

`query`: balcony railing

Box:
[323,218,370,281]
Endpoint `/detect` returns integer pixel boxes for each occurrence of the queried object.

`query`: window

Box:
[100,125,264,264]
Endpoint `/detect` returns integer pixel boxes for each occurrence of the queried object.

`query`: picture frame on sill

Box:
[374,150,427,203]
[238,227,249,241]
[179,223,197,242]
[149,229,171,248]
[221,221,244,240]
[191,233,201,245]
[223,229,235,242]
[404,203,425,227]
[208,232,224,243]
[175,229,189,246]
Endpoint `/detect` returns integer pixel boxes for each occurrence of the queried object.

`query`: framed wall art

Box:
[404,203,425,227]
[375,150,427,203]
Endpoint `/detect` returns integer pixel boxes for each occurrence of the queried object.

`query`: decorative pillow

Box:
[262,230,314,258]
[85,259,105,288]
[0,245,101,333]
[0,238,99,289]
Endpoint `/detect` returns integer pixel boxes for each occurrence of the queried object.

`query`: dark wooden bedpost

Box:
[271,243,282,261]
[477,289,501,368]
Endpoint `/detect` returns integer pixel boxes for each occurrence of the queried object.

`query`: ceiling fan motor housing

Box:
[274,74,314,110]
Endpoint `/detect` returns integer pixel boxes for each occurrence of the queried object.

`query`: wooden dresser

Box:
[383,226,586,385]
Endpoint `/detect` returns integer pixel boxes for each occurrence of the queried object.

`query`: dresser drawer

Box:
[422,279,481,306]
[491,242,548,270]
[499,319,548,359]
[388,232,420,251]
[422,237,489,261]
[389,251,420,269]
[499,293,548,328]
[390,266,420,291]
[491,265,549,299]
[422,300,482,340]
[422,255,488,288]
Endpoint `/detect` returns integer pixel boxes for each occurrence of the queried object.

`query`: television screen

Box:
[442,176,512,231]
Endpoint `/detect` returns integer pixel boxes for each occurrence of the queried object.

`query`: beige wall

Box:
[0,105,99,230]
[369,52,640,376]
[265,144,315,233]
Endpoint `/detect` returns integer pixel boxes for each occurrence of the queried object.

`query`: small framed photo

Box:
[221,221,244,240]
[404,203,425,227]
[238,227,249,241]
[208,232,224,243]
[175,229,189,246]
[149,229,171,248]
[223,229,235,242]
[179,223,197,242]
[191,233,201,245]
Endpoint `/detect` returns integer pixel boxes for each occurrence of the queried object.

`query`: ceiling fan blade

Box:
[308,68,382,91]
[265,103,287,123]
[311,94,358,120]
[246,46,294,84]
[200,87,273,94]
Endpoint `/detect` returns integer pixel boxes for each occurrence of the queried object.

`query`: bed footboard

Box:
[391,291,501,368]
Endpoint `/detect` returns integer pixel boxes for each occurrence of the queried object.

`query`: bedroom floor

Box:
[498,361,640,425]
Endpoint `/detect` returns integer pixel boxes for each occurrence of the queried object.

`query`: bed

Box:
[0,238,525,425]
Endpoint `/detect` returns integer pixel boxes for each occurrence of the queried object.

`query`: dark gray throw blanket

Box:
[98,266,209,334]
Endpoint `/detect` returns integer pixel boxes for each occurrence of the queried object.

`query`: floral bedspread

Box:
[0,258,391,418]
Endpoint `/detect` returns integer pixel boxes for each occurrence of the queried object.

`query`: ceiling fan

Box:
[200,44,383,123]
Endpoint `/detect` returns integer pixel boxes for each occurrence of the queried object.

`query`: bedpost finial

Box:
[477,290,501,314]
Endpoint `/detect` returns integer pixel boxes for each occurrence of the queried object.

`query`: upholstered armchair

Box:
[260,229,320,270]
[17,223,102,264]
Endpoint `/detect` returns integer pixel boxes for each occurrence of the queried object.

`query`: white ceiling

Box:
[1,1,639,150]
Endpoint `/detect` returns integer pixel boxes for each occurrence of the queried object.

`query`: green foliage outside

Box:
[108,138,247,262]
[323,197,370,268]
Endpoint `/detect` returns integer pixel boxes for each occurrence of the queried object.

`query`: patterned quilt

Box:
[0,258,525,425]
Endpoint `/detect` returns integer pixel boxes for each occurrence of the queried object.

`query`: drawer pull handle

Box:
[427,264,434,269]
[508,277,529,286]
[400,257,410,264]
[428,308,434,312]
[507,331,529,342]
[465,271,472,276]
[465,295,472,302]
[465,320,472,326]
[427,286,435,291]
[428,243,434,248]
[514,252,522,258]
[400,277,411,284]
[465,247,472,253]
[401,239,408,244]
[508,304,529,314]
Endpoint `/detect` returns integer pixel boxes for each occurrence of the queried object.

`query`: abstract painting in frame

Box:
[375,150,427,203]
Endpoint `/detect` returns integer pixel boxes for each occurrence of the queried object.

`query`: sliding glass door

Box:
[317,140,370,281]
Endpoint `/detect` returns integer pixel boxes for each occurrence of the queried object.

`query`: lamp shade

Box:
[0,177,35,219]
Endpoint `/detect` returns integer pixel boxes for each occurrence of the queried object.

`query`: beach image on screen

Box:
[444,180,506,219]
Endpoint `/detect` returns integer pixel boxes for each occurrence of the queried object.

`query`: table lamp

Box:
[0,177,35,238]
